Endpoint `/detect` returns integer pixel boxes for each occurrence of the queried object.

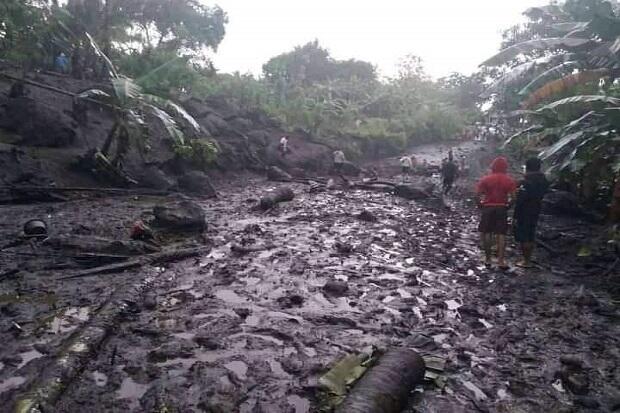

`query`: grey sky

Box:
[208,0,545,79]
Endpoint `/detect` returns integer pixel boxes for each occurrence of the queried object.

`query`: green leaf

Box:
[319,353,371,396]
[112,78,142,106]
[540,131,585,160]
[538,95,620,112]
[481,38,592,67]
[143,95,201,132]
[147,104,185,145]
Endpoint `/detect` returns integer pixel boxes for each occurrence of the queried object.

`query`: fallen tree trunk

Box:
[0,185,173,197]
[335,348,426,413]
[258,187,295,210]
[58,246,208,280]
[230,243,276,255]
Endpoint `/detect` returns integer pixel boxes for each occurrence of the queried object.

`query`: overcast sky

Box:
[207,0,545,79]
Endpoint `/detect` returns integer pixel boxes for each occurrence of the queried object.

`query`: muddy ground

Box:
[1,142,619,413]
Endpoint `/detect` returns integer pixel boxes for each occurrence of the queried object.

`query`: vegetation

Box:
[1,2,482,164]
[483,0,620,217]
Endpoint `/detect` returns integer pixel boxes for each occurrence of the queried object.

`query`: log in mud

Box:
[336,348,425,413]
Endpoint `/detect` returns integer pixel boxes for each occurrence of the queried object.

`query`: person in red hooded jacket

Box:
[476,156,517,268]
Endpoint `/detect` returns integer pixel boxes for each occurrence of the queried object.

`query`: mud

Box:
[0,142,619,412]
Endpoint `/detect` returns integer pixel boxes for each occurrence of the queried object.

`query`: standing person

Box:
[476,156,517,268]
[55,52,69,74]
[333,149,346,174]
[399,155,413,181]
[513,157,549,268]
[441,154,459,195]
[278,135,289,157]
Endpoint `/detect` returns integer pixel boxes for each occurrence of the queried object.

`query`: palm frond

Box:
[84,32,118,78]
[519,61,583,96]
[537,95,620,112]
[481,38,592,67]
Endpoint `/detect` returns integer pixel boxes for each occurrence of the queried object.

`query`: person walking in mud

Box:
[441,153,459,195]
[476,156,517,269]
[278,135,289,157]
[513,157,549,268]
[333,149,346,174]
[399,155,413,181]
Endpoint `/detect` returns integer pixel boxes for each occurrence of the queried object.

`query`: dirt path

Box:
[1,145,619,412]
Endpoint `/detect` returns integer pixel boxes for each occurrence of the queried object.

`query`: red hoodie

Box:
[476,157,517,207]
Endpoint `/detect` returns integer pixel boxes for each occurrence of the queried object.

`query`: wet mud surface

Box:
[1,144,619,412]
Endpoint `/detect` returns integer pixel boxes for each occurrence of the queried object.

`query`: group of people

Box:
[477,156,549,269]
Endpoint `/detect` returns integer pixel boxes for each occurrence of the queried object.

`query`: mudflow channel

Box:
[1,146,619,413]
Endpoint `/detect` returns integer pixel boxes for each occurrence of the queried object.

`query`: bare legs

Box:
[481,233,508,268]
[517,242,535,267]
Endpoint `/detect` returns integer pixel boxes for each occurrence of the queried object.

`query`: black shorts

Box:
[479,206,508,234]
[514,215,539,242]
[402,166,411,174]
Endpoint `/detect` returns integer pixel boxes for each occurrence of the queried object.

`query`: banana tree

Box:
[78,33,216,171]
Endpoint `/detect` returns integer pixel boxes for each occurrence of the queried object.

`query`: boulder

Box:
[177,171,217,197]
[267,166,292,182]
[5,97,76,147]
[153,200,206,231]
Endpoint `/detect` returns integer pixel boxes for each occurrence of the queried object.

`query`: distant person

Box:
[55,52,69,74]
[333,150,346,174]
[400,155,413,180]
[441,154,459,195]
[513,157,549,268]
[278,135,289,157]
[476,156,517,269]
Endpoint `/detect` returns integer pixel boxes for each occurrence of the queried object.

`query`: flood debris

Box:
[258,186,295,210]
[335,348,425,413]
[152,200,206,231]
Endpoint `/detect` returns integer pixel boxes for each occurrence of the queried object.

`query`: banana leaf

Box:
[146,105,186,145]
[523,69,610,108]
[540,131,586,160]
[519,61,583,96]
[112,77,142,106]
[84,32,118,78]
[551,22,589,33]
[502,125,544,148]
[524,5,567,20]
[143,94,202,132]
[537,95,620,112]
[481,38,592,67]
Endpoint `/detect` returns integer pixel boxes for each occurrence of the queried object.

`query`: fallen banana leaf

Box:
[319,353,370,396]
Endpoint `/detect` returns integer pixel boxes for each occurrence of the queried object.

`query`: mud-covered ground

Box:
[1,144,619,413]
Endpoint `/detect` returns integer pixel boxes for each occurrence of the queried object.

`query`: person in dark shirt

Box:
[513,157,549,268]
[441,152,459,195]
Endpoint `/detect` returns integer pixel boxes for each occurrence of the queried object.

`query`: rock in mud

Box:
[266,165,292,182]
[394,183,434,200]
[153,200,206,231]
[323,280,349,297]
[277,293,304,309]
[194,333,221,350]
[177,171,217,198]
[563,373,590,395]
[258,187,294,210]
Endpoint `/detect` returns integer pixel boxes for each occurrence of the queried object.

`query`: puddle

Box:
[0,376,26,394]
[224,360,248,381]
[445,299,462,310]
[287,395,310,413]
[172,332,196,340]
[92,371,108,387]
[215,289,247,305]
[117,377,148,401]
[17,348,44,370]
